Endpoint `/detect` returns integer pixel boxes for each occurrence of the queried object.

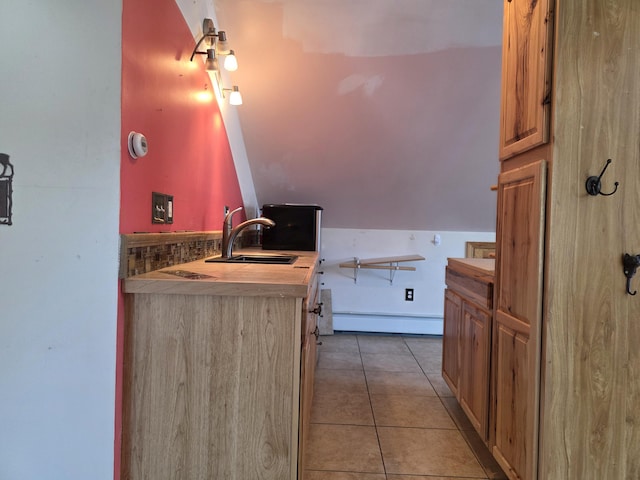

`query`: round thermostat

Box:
[128,131,149,159]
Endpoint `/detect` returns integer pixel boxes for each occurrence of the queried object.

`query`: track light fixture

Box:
[189,18,243,105]
[189,18,238,72]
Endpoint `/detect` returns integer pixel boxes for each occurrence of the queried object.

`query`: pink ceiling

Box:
[214,0,503,231]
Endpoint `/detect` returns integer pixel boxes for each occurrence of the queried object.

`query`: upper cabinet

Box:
[499,0,555,160]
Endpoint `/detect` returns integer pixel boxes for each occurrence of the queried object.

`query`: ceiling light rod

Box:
[190,18,231,62]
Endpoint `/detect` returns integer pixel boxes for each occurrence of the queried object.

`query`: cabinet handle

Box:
[313,326,322,345]
[309,303,323,315]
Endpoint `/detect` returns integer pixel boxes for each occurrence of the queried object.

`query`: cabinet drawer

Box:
[445,266,493,310]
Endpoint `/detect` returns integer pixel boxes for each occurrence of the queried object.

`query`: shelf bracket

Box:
[353,256,360,284]
[339,254,425,285]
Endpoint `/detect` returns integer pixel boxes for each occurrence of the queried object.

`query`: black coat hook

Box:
[586,159,619,196]
[623,253,640,295]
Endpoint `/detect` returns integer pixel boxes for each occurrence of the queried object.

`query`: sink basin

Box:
[205,254,298,265]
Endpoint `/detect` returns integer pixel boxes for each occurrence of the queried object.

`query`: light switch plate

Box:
[152,192,173,224]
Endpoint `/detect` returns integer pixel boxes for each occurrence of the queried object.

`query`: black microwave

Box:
[261,204,323,251]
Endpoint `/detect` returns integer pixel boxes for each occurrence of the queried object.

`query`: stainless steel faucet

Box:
[221,206,276,258]
[222,206,243,257]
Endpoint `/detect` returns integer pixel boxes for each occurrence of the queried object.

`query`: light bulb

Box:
[229,86,243,106]
[224,50,238,71]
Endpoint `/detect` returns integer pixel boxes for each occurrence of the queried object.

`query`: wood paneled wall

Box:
[541,0,640,477]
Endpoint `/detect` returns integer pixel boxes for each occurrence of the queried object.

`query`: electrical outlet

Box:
[405,288,414,301]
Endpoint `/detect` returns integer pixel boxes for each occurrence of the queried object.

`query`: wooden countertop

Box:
[447,258,495,279]
[122,248,319,297]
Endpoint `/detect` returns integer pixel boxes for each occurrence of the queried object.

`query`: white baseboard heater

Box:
[332,311,443,335]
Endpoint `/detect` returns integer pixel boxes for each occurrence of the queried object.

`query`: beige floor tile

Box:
[357,335,411,354]
[305,471,386,480]
[377,426,486,477]
[403,336,443,355]
[309,334,506,480]
[427,373,455,397]
[413,350,444,374]
[365,371,436,396]
[319,334,360,353]
[304,424,384,473]
[361,353,422,373]
[315,368,368,395]
[318,351,363,370]
[311,392,374,425]
[370,394,456,429]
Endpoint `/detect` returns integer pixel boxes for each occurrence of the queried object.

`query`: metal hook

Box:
[627,277,637,296]
[623,253,640,295]
[586,159,619,196]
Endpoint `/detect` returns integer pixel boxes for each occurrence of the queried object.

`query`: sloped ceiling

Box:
[214,0,503,231]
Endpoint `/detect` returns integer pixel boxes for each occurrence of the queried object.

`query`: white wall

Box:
[320,228,495,334]
[0,1,121,479]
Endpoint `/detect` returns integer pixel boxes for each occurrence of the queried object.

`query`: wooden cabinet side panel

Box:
[302,274,319,340]
[298,286,319,475]
[499,0,554,160]
[298,333,317,474]
[121,294,300,480]
[442,289,462,396]
[539,0,640,477]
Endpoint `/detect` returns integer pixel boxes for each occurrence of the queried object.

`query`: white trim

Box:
[333,312,443,335]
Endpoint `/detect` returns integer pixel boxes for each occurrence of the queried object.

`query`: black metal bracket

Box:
[0,153,14,225]
[623,253,640,295]
[309,302,323,316]
[586,159,619,196]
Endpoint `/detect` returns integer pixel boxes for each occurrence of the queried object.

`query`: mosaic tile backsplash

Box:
[120,230,258,278]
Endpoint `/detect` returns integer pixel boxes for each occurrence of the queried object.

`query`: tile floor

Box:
[304,333,507,480]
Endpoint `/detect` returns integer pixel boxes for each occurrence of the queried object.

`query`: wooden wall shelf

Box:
[339,254,425,284]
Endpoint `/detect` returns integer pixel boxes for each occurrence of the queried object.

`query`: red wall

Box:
[116,1,246,477]
[120,0,244,233]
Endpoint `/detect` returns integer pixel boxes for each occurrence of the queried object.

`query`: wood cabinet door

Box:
[499,0,554,160]
[493,160,546,480]
[459,301,491,441]
[442,288,462,396]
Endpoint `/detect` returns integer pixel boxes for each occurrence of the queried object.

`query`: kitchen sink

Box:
[205,254,298,265]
